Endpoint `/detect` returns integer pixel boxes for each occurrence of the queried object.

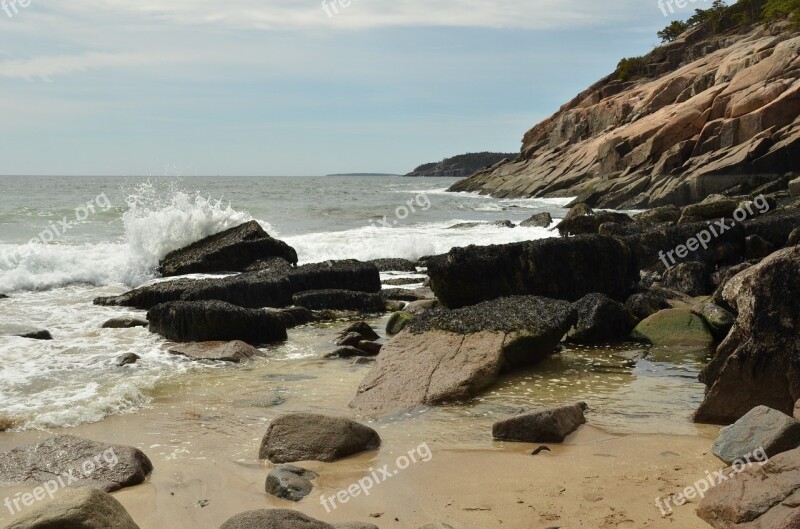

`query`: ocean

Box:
[0,175,577,431]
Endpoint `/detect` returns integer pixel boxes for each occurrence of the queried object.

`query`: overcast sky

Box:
[0,0,685,176]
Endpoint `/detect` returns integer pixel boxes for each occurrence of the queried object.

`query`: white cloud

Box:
[0,52,154,81]
[45,0,643,30]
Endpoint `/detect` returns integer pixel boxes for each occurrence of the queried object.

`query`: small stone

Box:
[265,465,318,501]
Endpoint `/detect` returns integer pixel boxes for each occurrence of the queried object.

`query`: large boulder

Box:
[159,221,298,276]
[180,272,294,308]
[630,308,715,348]
[168,341,263,363]
[427,235,638,309]
[292,290,385,313]
[695,246,800,424]
[147,301,287,345]
[259,413,381,463]
[3,488,140,529]
[567,293,638,344]
[520,212,553,228]
[350,296,575,417]
[624,289,672,320]
[220,510,333,529]
[711,406,800,465]
[0,435,152,493]
[492,403,587,443]
[697,447,800,529]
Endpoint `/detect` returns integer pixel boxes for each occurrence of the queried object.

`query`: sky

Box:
[0,0,691,176]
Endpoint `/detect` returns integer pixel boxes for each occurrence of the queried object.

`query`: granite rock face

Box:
[696,246,800,424]
[350,296,575,417]
[449,25,800,209]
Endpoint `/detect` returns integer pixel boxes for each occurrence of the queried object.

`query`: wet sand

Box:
[0,317,722,528]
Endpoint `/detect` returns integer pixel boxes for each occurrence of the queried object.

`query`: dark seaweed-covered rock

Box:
[292,290,385,313]
[659,261,710,296]
[287,260,381,294]
[96,260,381,310]
[369,258,418,272]
[695,246,800,424]
[625,289,672,320]
[567,293,638,344]
[159,221,298,276]
[180,272,294,309]
[380,288,428,302]
[556,204,632,236]
[427,235,638,309]
[147,301,287,345]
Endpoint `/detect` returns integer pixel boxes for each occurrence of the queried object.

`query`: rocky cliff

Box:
[407,152,517,177]
[449,21,800,208]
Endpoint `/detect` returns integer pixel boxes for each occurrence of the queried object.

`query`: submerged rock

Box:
[492,403,587,443]
[159,220,298,276]
[266,465,318,502]
[3,488,140,529]
[350,296,575,417]
[696,246,800,424]
[427,235,638,308]
[102,317,148,329]
[630,308,715,348]
[147,300,287,345]
[340,321,380,341]
[221,509,333,529]
[259,413,381,463]
[711,406,800,465]
[116,353,140,367]
[0,435,153,492]
[168,340,263,363]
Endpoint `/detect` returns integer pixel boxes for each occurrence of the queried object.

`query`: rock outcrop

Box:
[711,406,800,465]
[350,296,575,417]
[427,235,638,309]
[449,24,800,209]
[695,245,800,424]
[159,220,298,276]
